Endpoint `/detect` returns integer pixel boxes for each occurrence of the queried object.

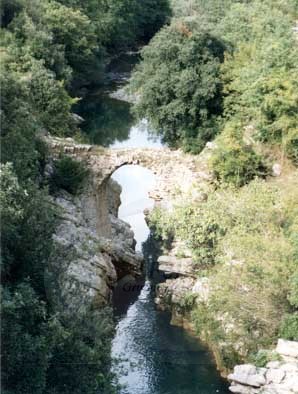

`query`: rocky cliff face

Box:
[46,176,142,314]
[228,340,298,394]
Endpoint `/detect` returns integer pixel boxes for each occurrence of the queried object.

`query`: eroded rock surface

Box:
[228,340,298,394]
[47,178,142,314]
[157,255,197,278]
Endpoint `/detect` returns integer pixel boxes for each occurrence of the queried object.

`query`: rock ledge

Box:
[228,339,298,394]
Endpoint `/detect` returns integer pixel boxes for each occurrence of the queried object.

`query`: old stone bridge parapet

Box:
[47,136,215,236]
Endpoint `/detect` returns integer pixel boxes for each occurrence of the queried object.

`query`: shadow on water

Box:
[112,232,163,318]
[75,52,140,147]
[77,93,133,146]
[112,231,229,394]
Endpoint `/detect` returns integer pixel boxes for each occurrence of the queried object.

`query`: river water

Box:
[78,70,229,394]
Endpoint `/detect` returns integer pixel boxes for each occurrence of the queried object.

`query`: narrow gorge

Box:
[2,2,297,394]
[43,47,298,391]
[45,114,229,394]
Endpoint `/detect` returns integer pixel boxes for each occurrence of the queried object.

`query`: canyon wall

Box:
[45,161,143,314]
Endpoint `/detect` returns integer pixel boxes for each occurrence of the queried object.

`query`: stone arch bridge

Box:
[48,137,213,236]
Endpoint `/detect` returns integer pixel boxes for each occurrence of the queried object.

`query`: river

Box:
[77,63,229,394]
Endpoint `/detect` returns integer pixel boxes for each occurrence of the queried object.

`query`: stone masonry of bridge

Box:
[47,136,215,236]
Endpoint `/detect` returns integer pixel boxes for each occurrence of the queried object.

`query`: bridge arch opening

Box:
[111,164,156,251]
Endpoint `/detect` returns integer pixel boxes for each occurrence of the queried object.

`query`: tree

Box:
[1,283,50,394]
[131,22,225,151]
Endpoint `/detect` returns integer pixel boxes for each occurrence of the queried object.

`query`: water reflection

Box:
[112,279,229,394]
[111,119,162,149]
[78,94,133,146]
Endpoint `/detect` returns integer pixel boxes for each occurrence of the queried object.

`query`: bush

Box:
[211,123,268,187]
[220,2,298,165]
[152,176,298,367]
[279,313,298,341]
[285,130,298,165]
[46,309,115,394]
[288,272,298,308]
[252,350,281,368]
[50,156,89,195]
[1,283,116,394]
[212,144,268,187]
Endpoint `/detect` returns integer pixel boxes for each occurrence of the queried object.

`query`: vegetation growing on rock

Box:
[151,174,298,368]
[132,0,298,165]
[50,155,89,195]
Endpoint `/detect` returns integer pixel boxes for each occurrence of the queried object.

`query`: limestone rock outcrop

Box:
[45,135,215,317]
[228,339,298,394]
[46,178,142,314]
[155,261,210,329]
[157,255,197,277]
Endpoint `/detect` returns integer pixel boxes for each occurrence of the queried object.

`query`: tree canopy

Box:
[131,22,225,152]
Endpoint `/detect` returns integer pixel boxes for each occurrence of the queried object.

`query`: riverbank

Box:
[147,151,298,384]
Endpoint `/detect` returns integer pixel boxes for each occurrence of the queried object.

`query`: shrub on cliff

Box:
[50,155,89,195]
[1,283,50,394]
[46,308,115,394]
[210,122,268,187]
[1,282,116,394]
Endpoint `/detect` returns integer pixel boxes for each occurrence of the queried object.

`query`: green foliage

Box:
[131,22,225,150]
[1,282,116,394]
[1,0,173,392]
[57,0,171,51]
[279,313,298,341]
[29,61,75,135]
[1,182,57,294]
[133,0,298,165]
[46,308,115,394]
[149,207,175,243]
[1,283,50,394]
[3,0,298,386]
[150,194,227,267]
[220,1,298,163]
[50,156,89,195]
[152,175,298,366]
[288,272,298,308]
[170,0,236,29]
[0,164,24,278]
[135,0,171,42]
[211,122,268,187]
[252,350,281,368]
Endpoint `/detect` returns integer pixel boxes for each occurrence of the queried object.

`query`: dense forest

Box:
[0,1,170,393]
[1,0,298,392]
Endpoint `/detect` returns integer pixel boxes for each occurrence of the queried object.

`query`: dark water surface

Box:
[111,163,229,393]
[78,57,229,394]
